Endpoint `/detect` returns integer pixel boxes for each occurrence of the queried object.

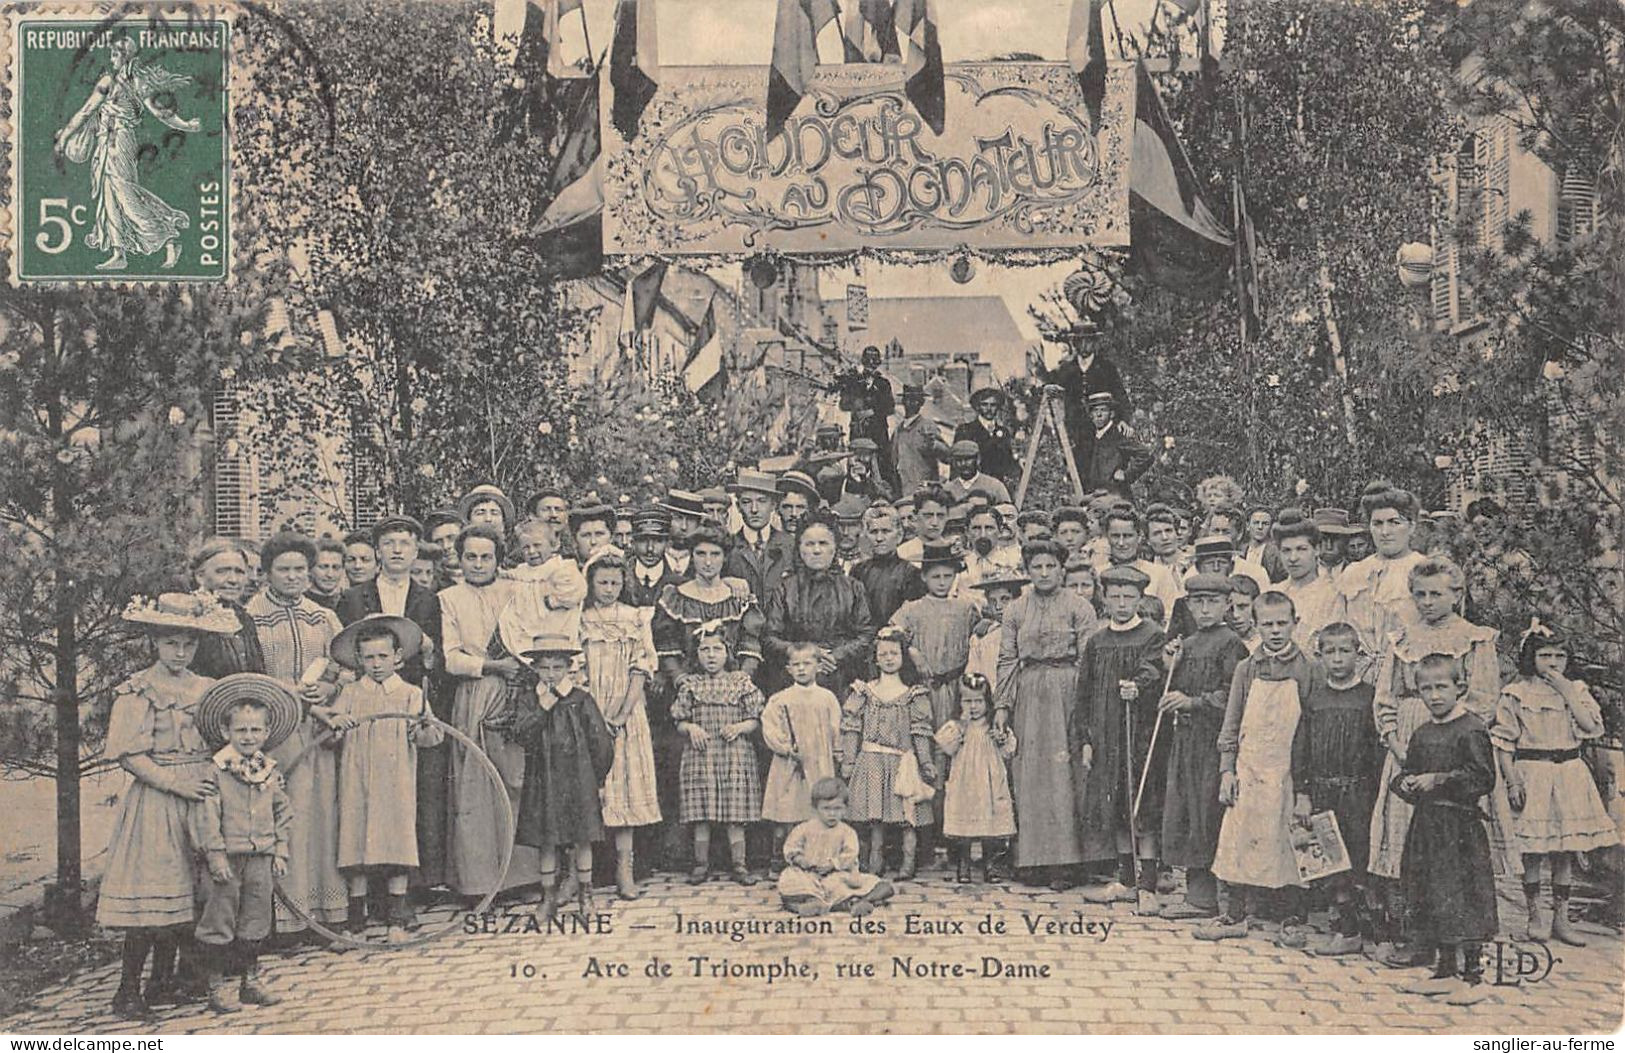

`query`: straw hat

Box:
[329,613,425,672]
[969,566,1029,592]
[195,674,301,751]
[122,592,240,635]
[457,484,516,525]
[726,469,780,496]
[513,631,582,660]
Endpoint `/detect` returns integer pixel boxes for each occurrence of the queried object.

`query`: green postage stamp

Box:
[5,8,231,283]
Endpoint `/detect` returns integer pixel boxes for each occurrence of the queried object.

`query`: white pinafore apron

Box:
[1212,677,1303,889]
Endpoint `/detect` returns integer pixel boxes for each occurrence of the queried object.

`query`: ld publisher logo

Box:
[1482,941,1559,987]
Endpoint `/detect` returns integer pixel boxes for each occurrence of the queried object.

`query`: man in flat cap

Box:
[944,439,1012,506]
[775,471,822,539]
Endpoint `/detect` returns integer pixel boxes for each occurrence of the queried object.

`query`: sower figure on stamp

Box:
[53,36,200,271]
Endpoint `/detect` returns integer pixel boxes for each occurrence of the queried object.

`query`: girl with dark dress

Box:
[1296,622,1381,956]
[508,634,614,922]
[1393,653,1499,1007]
[764,520,877,696]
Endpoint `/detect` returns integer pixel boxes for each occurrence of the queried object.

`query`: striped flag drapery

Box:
[893,0,944,134]
[842,0,900,62]
[610,0,658,141]
[1128,60,1232,294]
[767,0,840,139]
[533,74,602,236]
[1067,0,1107,134]
[682,297,723,393]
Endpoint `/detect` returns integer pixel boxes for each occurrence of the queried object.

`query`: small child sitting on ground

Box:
[778,777,895,917]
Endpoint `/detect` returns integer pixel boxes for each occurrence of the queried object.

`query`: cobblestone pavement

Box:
[6,868,1622,1035]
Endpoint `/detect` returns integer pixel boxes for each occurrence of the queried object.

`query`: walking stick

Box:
[1132,641,1184,822]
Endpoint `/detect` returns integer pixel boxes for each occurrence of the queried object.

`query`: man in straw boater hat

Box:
[498,627,613,923]
[955,385,1019,486]
[723,468,793,602]
[326,613,443,940]
[458,483,518,537]
[190,672,301,1014]
[102,592,240,1019]
[1079,391,1153,499]
[1311,506,1362,584]
[660,488,707,579]
[794,421,847,478]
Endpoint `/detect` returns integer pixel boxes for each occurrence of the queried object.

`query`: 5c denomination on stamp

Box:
[6,6,230,283]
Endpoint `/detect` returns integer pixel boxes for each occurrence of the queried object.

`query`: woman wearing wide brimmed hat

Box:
[101,592,238,1019]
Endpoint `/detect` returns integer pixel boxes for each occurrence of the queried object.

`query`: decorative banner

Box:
[846,283,869,329]
[603,62,1133,256]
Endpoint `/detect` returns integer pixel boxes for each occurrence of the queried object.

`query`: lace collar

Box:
[536,677,577,712]
[1390,613,1497,661]
[214,744,277,785]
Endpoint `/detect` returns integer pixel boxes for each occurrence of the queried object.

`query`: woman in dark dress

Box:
[763,520,877,696]
[187,537,266,678]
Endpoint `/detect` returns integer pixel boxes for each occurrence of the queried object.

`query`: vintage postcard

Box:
[0,0,1619,1040]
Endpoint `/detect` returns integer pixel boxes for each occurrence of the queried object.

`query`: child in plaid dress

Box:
[672,626,765,886]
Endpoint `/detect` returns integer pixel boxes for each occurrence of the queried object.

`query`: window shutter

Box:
[1430,157,1457,328]
[1480,119,1511,254]
[1558,168,1598,242]
[212,384,244,538]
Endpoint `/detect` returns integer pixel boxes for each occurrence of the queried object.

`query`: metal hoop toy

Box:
[273,711,515,951]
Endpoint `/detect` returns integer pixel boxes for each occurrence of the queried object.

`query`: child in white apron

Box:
[1197,592,1321,941]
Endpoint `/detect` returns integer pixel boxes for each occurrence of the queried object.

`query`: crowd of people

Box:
[92,362,1620,1020]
